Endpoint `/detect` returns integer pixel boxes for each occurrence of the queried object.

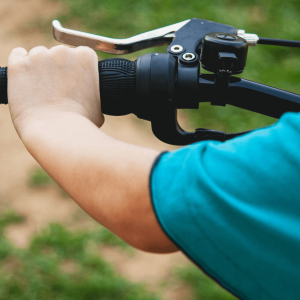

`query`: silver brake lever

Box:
[52,19,190,54]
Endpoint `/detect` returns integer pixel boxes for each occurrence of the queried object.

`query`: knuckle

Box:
[50,45,71,56]
[29,46,48,58]
[7,47,27,67]
[11,47,25,54]
[77,46,98,60]
[77,46,91,52]
[31,46,47,51]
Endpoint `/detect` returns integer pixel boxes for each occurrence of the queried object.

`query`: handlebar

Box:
[98,58,136,116]
[0,67,7,105]
[1,56,300,143]
[1,18,300,145]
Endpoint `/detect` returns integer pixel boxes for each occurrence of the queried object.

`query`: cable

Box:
[258,37,300,48]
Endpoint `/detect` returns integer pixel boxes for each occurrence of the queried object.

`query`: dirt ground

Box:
[0,1,192,299]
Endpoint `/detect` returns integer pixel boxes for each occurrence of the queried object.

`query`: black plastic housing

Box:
[200,32,248,74]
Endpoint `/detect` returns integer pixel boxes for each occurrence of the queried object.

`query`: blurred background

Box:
[0,0,299,299]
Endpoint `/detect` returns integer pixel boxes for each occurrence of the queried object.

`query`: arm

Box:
[150,113,300,299]
[7,45,178,253]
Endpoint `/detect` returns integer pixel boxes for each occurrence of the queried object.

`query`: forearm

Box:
[7,45,177,253]
[20,110,175,252]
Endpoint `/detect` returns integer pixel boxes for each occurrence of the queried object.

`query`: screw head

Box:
[216,33,237,41]
[170,45,184,53]
[182,52,196,61]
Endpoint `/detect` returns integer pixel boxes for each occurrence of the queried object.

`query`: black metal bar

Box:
[198,74,300,119]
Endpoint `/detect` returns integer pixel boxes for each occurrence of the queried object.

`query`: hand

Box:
[7,45,104,137]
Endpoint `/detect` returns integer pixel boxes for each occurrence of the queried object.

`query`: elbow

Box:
[114,218,179,254]
[132,237,179,254]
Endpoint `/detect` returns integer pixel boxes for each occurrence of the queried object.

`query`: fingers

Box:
[49,45,80,58]
[76,46,98,57]
[10,47,28,58]
[7,47,28,66]
[8,46,49,67]
[48,45,98,62]
[76,46,98,64]
[28,46,48,55]
[8,45,97,64]
[7,44,98,75]
[49,44,73,53]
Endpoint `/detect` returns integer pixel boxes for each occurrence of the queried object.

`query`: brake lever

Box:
[52,19,191,54]
[52,20,259,54]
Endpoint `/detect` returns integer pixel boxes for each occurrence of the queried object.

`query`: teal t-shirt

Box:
[150,112,300,300]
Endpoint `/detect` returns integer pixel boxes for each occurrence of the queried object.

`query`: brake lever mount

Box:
[52,19,258,54]
[52,19,299,146]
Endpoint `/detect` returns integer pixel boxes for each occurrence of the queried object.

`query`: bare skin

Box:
[7,45,178,253]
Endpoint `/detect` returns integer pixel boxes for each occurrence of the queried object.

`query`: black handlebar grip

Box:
[0,58,137,112]
[0,67,8,104]
[98,58,136,116]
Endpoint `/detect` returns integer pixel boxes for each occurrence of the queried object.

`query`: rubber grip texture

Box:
[98,58,136,116]
[0,67,8,104]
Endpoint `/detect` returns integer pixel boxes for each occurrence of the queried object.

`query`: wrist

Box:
[12,99,90,135]
[16,108,90,150]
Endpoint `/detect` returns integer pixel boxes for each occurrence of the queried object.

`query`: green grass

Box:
[28,167,70,197]
[0,211,25,233]
[28,168,55,187]
[175,264,238,300]
[0,211,159,300]
[0,209,242,300]
[0,211,25,261]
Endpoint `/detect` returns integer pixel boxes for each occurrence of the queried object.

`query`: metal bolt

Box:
[237,29,259,46]
[182,52,196,61]
[170,45,184,53]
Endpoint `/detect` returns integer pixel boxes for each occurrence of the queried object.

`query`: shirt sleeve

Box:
[150,112,300,300]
